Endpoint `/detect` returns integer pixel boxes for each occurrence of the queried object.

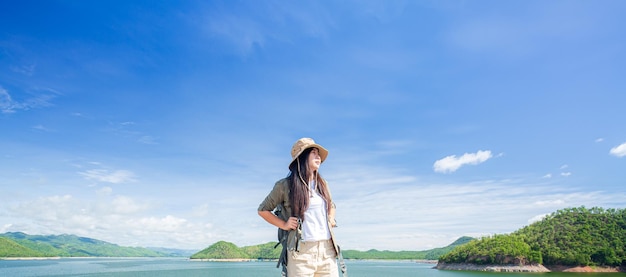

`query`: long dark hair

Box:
[288,148,332,220]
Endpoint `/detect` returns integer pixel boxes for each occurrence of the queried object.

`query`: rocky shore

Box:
[436,262,624,273]
[545,265,624,273]
[435,262,550,272]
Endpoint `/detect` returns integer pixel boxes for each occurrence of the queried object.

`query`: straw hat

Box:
[290,138,328,167]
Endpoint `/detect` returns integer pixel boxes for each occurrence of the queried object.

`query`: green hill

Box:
[190,241,251,259]
[0,237,48,258]
[439,206,626,267]
[0,232,171,257]
[422,236,474,260]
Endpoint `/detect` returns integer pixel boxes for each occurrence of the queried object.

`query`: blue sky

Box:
[1,0,625,251]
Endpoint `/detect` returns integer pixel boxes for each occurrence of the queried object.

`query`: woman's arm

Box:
[258,210,298,230]
[328,202,337,227]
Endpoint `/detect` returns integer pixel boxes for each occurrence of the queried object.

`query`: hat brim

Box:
[290,144,328,165]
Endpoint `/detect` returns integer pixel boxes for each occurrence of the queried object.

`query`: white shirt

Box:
[301,182,332,242]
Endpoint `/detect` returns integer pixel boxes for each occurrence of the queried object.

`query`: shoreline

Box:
[1,257,61,260]
[436,262,625,273]
[189,258,261,262]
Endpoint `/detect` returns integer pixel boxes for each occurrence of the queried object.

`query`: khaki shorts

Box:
[287,239,338,277]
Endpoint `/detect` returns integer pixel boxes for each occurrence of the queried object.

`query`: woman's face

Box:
[307,148,321,172]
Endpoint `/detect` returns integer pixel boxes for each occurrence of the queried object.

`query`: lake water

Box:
[0,258,622,277]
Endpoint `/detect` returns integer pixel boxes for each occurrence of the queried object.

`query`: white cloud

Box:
[433,150,493,173]
[595,138,604,143]
[533,199,565,206]
[610,142,626,157]
[527,213,548,224]
[561,172,572,177]
[1,223,13,233]
[79,169,136,184]
[560,164,568,170]
[542,173,552,179]
[10,195,76,221]
[134,215,188,232]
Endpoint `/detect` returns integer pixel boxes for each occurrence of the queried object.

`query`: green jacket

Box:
[258,178,339,255]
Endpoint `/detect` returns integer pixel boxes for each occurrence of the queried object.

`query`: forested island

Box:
[437,206,626,272]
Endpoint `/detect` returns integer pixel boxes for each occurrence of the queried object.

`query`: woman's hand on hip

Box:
[281,217,299,230]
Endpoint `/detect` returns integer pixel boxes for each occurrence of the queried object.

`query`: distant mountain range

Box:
[1,231,471,260]
[0,232,197,258]
[341,236,473,260]
[189,237,474,260]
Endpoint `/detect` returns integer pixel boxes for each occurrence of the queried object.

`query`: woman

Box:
[258,138,340,277]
